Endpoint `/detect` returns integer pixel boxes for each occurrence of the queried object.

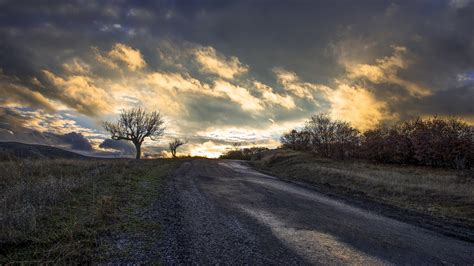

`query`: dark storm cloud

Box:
[58,132,93,151]
[398,84,474,118]
[99,139,135,155]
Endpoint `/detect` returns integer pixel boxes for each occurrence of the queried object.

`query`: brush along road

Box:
[157,159,474,264]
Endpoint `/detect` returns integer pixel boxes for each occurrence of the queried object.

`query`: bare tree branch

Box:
[169,138,187,158]
[103,107,165,159]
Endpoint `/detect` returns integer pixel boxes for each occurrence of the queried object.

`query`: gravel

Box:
[110,159,474,264]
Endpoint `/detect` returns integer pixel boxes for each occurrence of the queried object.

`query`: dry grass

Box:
[254,150,474,227]
[0,158,180,264]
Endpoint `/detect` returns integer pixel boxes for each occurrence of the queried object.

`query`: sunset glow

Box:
[1,1,473,157]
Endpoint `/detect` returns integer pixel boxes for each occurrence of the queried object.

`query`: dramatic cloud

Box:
[253,81,295,110]
[107,43,146,71]
[194,46,248,79]
[42,70,111,115]
[274,68,331,100]
[99,139,135,155]
[343,46,431,98]
[0,0,473,157]
[0,78,55,111]
[212,80,263,111]
[59,132,93,151]
[328,84,395,131]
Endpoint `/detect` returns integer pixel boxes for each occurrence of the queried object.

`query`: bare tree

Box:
[103,108,165,159]
[232,142,241,151]
[169,138,187,158]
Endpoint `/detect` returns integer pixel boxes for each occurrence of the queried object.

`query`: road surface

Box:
[157,159,474,264]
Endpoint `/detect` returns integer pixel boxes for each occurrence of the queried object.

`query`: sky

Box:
[0,0,473,158]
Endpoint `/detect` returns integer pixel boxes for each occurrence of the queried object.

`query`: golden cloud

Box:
[194,46,248,79]
[328,83,397,131]
[274,68,331,100]
[62,58,91,74]
[253,81,296,109]
[147,71,263,111]
[43,70,112,115]
[213,80,263,111]
[147,71,209,93]
[0,80,56,111]
[108,43,146,71]
[344,46,432,97]
[93,43,146,71]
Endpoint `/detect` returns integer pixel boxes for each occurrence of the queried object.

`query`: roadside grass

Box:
[0,158,180,264]
[253,149,474,227]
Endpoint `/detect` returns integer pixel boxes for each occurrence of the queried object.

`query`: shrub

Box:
[281,114,474,169]
[220,147,269,160]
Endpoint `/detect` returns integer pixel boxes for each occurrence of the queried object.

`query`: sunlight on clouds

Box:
[42,70,112,115]
[274,68,331,100]
[12,108,97,136]
[345,46,431,97]
[194,46,248,79]
[93,43,146,71]
[213,80,263,111]
[270,67,397,131]
[147,71,263,111]
[108,43,146,71]
[147,71,210,93]
[329,83,396,131]
[62,58,91,74]
[253,81,296,109]
[2,39,436,157]
[0,78,56,111]
[196,120,306,144]
[189,141,230,158]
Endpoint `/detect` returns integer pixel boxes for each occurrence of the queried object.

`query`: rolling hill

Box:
[0,142,89,160]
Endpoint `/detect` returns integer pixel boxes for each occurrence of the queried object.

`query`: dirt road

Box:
[157,159,474,264]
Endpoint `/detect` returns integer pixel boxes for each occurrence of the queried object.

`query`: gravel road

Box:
[157,159,474,264]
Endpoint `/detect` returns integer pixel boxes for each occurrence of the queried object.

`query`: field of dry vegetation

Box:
[253,150,474,231]
[0,158,180,263]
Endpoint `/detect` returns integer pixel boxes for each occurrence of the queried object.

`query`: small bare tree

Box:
[232,142,241,151]
[169,138,187,158]
[103,108,165,159]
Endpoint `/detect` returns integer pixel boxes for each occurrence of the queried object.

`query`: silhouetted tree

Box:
[103,108,165,159]
[304,113,360,159]
[169,138,186,158]
[361,117,473,168]
[281,113,473,168]
[281,129,311,151]
[232,142,242,151]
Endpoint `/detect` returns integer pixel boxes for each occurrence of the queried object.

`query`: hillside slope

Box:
[0,142,89,160]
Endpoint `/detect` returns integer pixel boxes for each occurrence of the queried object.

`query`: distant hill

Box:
[0,142,89,160]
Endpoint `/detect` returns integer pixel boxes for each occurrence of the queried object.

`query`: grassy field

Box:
[0,158,181,264]
[253,150,474,229]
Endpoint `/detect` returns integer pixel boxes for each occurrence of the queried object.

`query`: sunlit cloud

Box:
[93,43,146,71]
[344,46,432,97]
[274,68,331,100]
[328,83,396,131]
[213,80,263,111]
[0,79,56,111]
[108,43,146,71]
[62,58,91,74]
[42,70,112,116]
[1,1,472,158]
[253,81,296,109]
[194,46,248,79]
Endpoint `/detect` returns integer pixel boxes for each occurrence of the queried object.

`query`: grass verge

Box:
[0,158,181,264]
[252,150,474,230]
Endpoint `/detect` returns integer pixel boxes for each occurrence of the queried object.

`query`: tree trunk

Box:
[134,142,141,160]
